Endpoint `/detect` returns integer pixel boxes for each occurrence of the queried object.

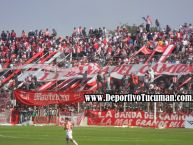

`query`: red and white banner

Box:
[18,63,193,81]
[87,110,193,128]
[14,90,93,106]
[158,45,175,63]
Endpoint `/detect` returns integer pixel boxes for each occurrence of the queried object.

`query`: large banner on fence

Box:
[17,63,193,82]
[14,90,92,106]
[87,110,193,128]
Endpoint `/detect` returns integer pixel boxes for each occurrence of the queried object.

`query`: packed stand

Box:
[0,17,193,115]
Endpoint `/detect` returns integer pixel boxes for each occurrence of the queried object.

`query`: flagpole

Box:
[154,102,157,128]
[178,77,192,89]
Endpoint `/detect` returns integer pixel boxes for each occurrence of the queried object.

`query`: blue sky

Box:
[0,0,193,35]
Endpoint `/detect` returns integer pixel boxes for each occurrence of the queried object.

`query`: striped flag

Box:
[145,49,156,64]
[154,44,176,80]
[158,45,175,63]
[145,44,168,64]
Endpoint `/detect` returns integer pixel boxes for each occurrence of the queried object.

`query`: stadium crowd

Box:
[0,17,193,123]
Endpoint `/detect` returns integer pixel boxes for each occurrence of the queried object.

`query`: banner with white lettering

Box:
[87,110,191,128]
[17,63,193,82]
[185,116,193,129]
[14,90,92,106]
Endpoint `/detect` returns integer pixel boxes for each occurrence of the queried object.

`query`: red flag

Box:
[140,46,153,55]
[155,45,167,53]
[127,46,152,62]
[127,45,152,63]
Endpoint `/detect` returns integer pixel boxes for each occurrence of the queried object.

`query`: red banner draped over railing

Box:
[87,110,192,128]
[14,89,92,106]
